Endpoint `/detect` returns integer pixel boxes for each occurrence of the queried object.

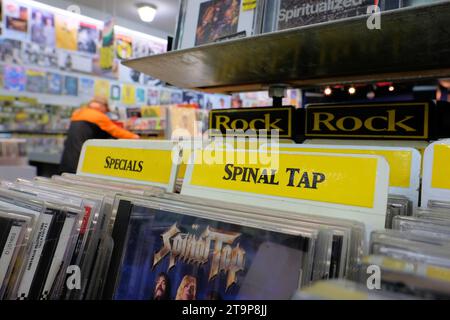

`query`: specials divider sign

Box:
[77,139,180,192]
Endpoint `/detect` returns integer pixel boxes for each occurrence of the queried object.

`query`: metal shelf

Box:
[124,2,450,94]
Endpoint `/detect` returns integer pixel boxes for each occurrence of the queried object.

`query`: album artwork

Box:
[116,34,133,60]
[92,55,119,79]
[57,51,93,74]
[169,106,198,137]
[94,79,110,99]
[132,38,166,59]
[78,22,99,54]
[4,0,28,37]
[122,84,136,105]
[159,90,172,105]
[276,0,371,30]
[110,84,121,101]
[136,88,146,104]
[22,42,57,68]
[195,0,241,46]
[30,8,55,47]
[79,77,95,97]
[4,65,26,91]
[64,76,78,96]
[0,39,22,64]
[46,72,63,95]
[147,88,160,105]
[170,91,183,104]
[118,63,141,84]
[113,205,308,300]
[26,69,46,93]
[55,15,78,51]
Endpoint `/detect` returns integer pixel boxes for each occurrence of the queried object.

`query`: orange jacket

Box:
[71,107,138,139]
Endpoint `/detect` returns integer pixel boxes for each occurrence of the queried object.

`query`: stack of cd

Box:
[0,139,28,166]
[360,200,450,299]
[0,173,368,300]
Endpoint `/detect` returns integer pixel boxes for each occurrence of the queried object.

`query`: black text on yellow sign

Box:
[305,102,429,139]
[223,164,326,189]
[209,107,295,138]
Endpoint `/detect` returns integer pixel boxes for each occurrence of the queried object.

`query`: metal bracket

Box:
[268,84,288,108]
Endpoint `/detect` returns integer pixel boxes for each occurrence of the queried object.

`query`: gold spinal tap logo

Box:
[153,224,246,290]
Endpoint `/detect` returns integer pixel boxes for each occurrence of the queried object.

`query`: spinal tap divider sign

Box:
[77,140,180,192]
[422,139,450,207]
[271,144,421,206]
[182,149,390,233]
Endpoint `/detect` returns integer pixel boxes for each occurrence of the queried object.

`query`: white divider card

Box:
[77,139,180,192]
[422,139,450,207]
[181,149,390,236]
[270,144,421,207]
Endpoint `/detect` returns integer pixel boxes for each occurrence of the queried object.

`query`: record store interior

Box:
[0,0,450,301]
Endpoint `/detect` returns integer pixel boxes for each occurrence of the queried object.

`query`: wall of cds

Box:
[0,0,231,111]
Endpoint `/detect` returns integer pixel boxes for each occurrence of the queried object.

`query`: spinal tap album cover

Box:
[113,204,309,300]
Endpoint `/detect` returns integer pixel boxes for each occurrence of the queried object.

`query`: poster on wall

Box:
[132,37,166,59]
[93,55,118,79]
[142,74,163,87]
[46,72,63,95]
[118,63,141,84]
[78,22,99,54]
[64,75,78,96]
[94,79,110,98]
[55,15,79,51]
[58,51,93,73]
[22,42,57,68]
[26,69,46,93]
[110,84,121,101]
[147,88,160,105]
[4,65,26,91]
[4,0,29,39]
[0,39,22,64]
[79,77,95,97]
[30,8,55,47]
[136,87,146,104]
[115,34,133,60]
[159,89,172,105]
[122,84,136,105]
[170,90,183,104]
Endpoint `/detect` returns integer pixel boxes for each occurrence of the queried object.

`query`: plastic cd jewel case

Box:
[1,169,450,299]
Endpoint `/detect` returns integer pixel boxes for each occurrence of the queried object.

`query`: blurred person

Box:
[59,97,139,173]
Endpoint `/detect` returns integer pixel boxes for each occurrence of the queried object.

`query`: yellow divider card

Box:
[275,145,414,189]
[431,144,450,190]
[188,151,377,208]
[267,144,421,206]
[422,139,450,206]
[77,140,179,191]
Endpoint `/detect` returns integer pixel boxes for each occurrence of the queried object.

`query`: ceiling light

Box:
[348,86,356,95]
[137,4,157,22]
[389,86,395,92]
[324,87,332,96]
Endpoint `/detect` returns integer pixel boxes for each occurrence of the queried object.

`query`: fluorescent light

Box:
[137,4,157,23]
